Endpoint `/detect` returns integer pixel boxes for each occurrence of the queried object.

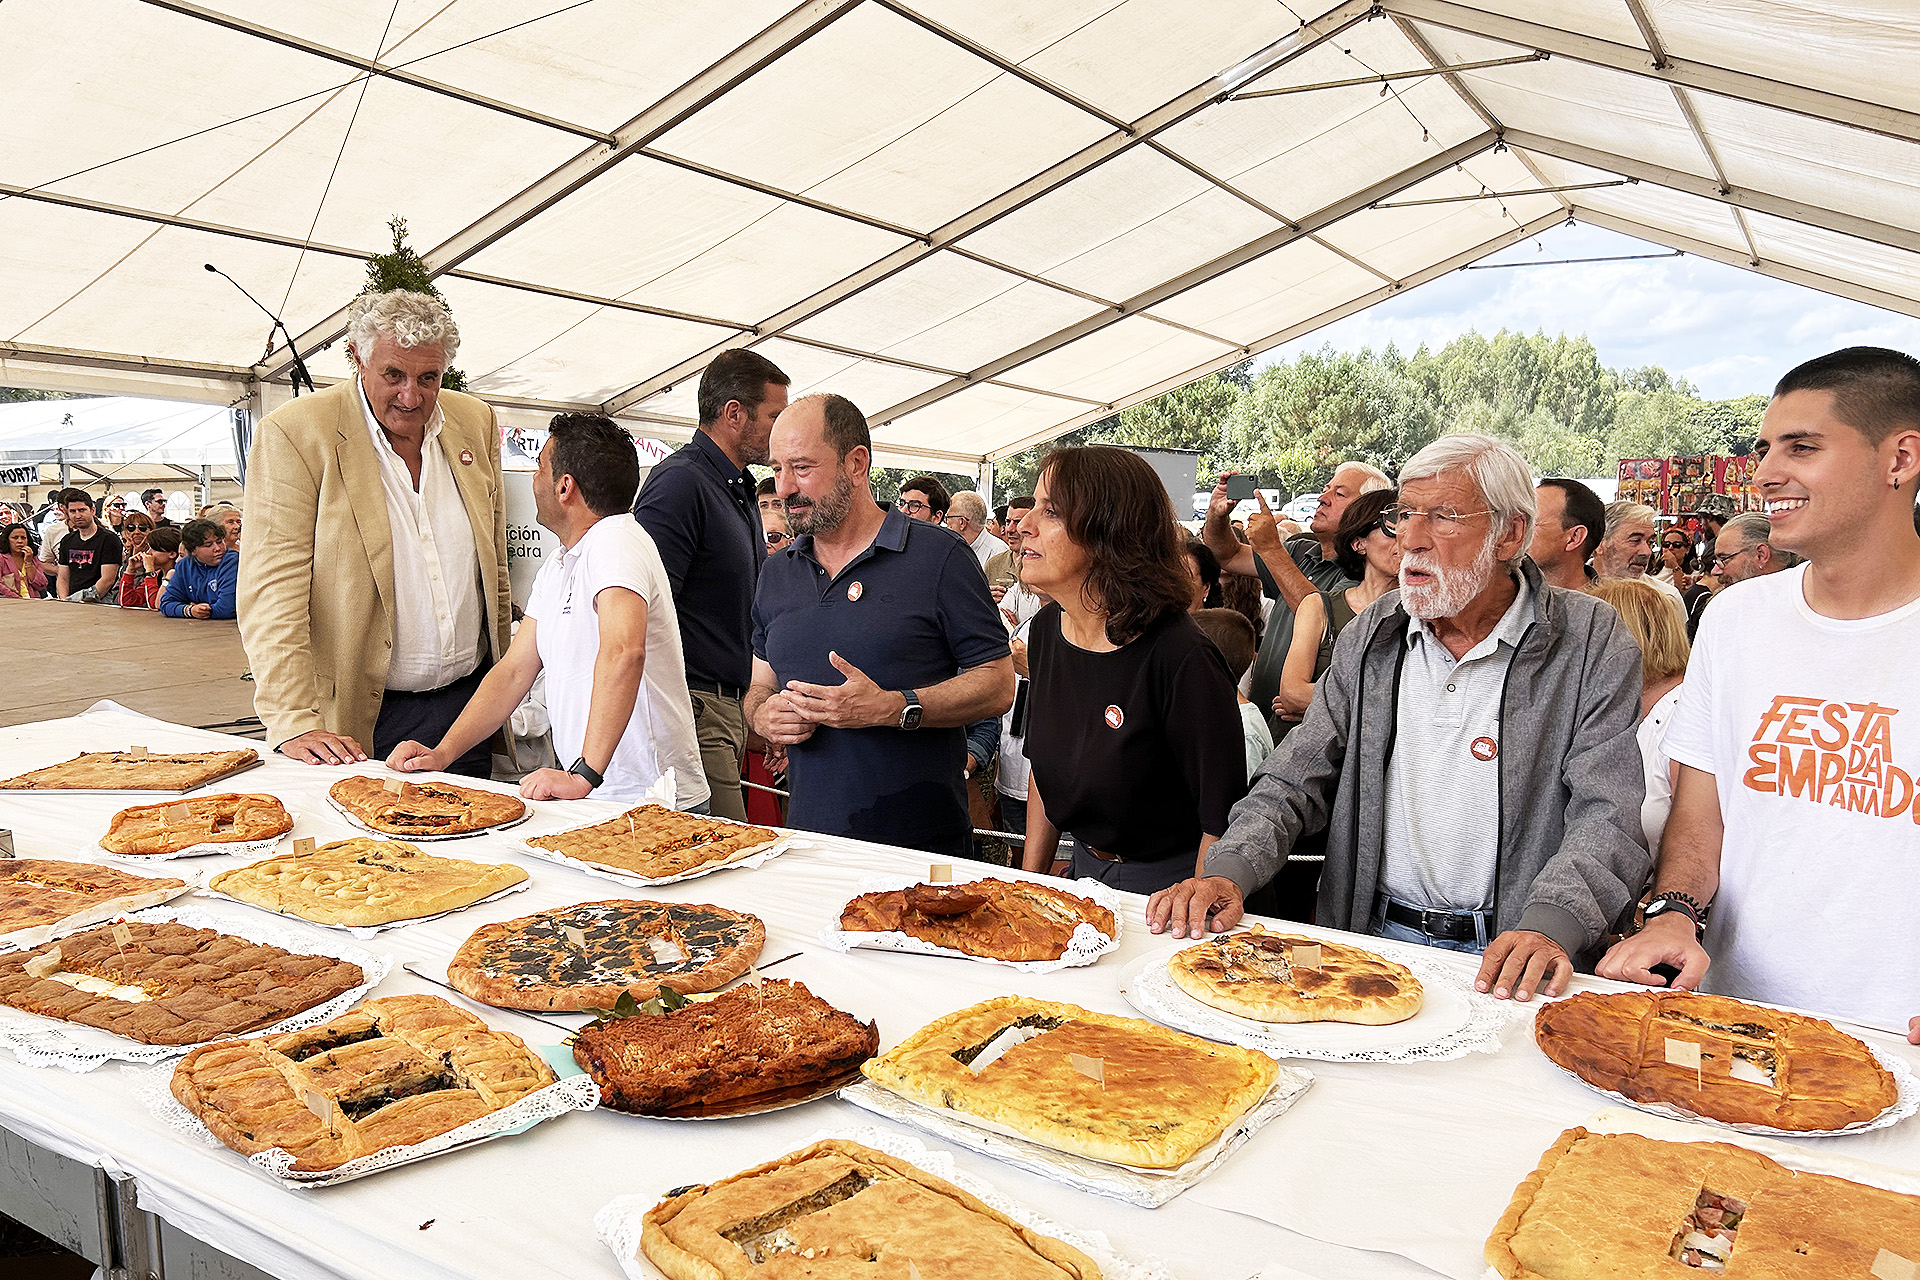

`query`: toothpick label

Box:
[907,1263,924,1280]
[25,947,62,979]
[384,777,407,795]
[928,864,953,883]
[165,803,191,825]
[111,923,133,950]
[1873,1250,1918,1280]
[0,829,14,860]
[1665,1037,1704,1089]
[1290,942,1322,970]
[562,925,588,952]
[304,1089,334,1130]
[129,745,148,757]
[292,837,315,857]
[1070,1053,1106,1089]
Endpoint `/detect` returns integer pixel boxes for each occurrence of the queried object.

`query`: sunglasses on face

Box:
[765,531,789,546]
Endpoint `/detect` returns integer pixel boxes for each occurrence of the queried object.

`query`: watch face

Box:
[902,706,922,730]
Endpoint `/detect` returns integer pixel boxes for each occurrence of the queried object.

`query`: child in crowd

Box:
[1192,607,1273,780]
[158,519,237,619]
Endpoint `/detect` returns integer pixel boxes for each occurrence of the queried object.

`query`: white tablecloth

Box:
[0,702,1914,1280]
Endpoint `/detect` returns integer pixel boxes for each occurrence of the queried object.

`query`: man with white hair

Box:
[240,289,512,774]
[1596,500,1687,619]
[942,490,1007,571]
[1149,434,1649,1003]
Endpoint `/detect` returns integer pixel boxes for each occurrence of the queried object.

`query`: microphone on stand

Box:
[205,263,316,395]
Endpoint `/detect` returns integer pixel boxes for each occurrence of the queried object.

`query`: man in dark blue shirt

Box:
[634,350,789,820]
[749,394,1015,855]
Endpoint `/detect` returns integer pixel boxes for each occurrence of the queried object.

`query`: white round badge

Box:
[846,581,863,602]
[1103,705,1124,729]
[1470,735,1498,761]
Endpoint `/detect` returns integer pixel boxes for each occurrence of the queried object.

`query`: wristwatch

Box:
[1643,893,1708,939]
[567,757,605,790]
[897,689,923,731]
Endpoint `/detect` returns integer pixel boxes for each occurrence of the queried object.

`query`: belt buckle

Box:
[1422,908,1460,940]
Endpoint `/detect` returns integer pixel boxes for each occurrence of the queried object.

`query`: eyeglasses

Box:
[1710,546,1755,568]
[896,498,929,515]
[944,515,972,530]
[764,531,789,547]
[1380,504,1493,537]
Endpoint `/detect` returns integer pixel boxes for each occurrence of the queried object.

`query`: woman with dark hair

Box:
[2,523,47,598]
[1181,537,1221,611]
[1017,446,1246,894]
[115,512,158,607]
[1273,488,1400,723]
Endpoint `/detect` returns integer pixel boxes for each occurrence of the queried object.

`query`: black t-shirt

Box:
[1024,605,1246,863]
[57,525,123,594]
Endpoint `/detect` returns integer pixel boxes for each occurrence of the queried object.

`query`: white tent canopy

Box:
[0,396,240,495]
[2,0,1915,472]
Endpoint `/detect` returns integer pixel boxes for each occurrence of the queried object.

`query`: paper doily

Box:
[817,873,1123,973]
[594,1125,1171,1280]
[1119,943,1521,1063]
[141,1065,600,1187]
[0,904,391,1073]
[93,830,289,862]
[1548,1044,1920,1138]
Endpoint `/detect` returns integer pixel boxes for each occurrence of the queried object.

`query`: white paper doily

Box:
[594,1125,1171,1280]
[0,878,198,953]
[839,1061,1313,1208]
[1119,942,1521,1063]
[326,790,533,841]
[818,873,1123,973]
[93,829,290,862]
[0,904,391,1072]
[200,874,532,938]
[141,1064,600,1187]
[1547,1044,1920,1137]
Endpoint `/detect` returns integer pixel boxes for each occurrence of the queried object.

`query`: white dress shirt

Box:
[1379,572,1535,911]
[358,381,484,692]
[970,528,1009,571]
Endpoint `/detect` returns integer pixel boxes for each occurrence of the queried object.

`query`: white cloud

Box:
[1261,223,1920,399]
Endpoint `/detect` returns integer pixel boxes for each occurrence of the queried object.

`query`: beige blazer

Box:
[237,379,512,752]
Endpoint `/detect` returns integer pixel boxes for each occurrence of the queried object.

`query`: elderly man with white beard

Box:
[1147,434,1650,1003]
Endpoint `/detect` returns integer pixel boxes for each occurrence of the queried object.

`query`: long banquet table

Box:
[1,702,1915,1280]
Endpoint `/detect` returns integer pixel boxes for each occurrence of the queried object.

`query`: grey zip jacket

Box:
[1205,557,1651,965]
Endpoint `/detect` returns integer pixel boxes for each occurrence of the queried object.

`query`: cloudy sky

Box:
[1265,222,1920,400]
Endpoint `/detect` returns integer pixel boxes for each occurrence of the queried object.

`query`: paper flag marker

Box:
[384,777,407,795]
[25,947,63,979]
[304,1089,335,1131]
[165,803,191,825]
[1290,942,1322,970]
[128,746,148,757]
[907,1262,924,1280]
[928,864,953,883]
[1873,1250,1918,1280]
[0,829,14,860]
[561,926,588,952]
[1070,1053,1106,1089]
[1665,1036,1704,1089]
[292,837,315,857]
[111,923,133,950]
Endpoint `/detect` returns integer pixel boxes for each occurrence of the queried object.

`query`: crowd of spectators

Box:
[0,486,240,615]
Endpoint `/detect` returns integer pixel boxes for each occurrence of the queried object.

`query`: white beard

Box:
[1400,531,1499,620]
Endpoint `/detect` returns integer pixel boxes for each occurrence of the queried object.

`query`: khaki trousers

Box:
[689,688,747,821]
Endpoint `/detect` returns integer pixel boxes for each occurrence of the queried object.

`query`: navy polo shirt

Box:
[753,509,1010,855]
[633,430,759,691]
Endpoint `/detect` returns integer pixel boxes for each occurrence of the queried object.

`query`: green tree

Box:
[360,216,468,392]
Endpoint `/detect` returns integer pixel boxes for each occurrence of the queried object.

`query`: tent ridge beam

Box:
[1230,51,1548,99]
[633,148,932,245]
[0,341,253,382]
[258,0,868,381]
[597,0,1379,413]
[1383,0,1920,143]
[134,0,614,143]
[0,184,367,259]
[980,204,1572,461]
[1508,131,1920,255]
[438,271,753,334]
[1568,206,1920,320]
[872,129,1500,427]
[1665,85,1765,265]
[940,246,1254,348]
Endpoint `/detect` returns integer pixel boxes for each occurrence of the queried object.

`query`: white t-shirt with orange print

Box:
[1665,563,1920,1026]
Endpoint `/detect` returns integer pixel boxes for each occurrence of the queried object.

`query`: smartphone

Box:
[1225,474,1257,500]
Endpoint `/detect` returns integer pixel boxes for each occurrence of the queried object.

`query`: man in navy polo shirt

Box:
[634,349,790,820]
[748,394,1015,855]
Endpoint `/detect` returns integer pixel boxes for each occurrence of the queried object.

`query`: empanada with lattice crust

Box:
[171,994,555,1172]
[102,793,292,855]
[526,804,778,880]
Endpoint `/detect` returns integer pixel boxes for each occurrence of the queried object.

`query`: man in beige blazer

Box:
[238,289,511,773]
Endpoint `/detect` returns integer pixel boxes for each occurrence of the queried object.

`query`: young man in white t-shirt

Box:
[1599,347,1920,1033]
[388,415,709,809]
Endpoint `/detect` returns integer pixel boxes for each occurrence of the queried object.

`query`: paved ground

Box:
[0,600,259,731]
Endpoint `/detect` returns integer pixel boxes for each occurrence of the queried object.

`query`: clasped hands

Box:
[759,652,902,746]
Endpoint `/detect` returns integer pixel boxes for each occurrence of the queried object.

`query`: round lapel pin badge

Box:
[1470,735,1498,761]
[846,581,863,602]
[1104,705,1125,729]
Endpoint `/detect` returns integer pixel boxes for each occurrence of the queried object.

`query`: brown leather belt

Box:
[1085,844,1121,862]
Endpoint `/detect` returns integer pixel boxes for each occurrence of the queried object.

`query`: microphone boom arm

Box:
[205,263,317,395]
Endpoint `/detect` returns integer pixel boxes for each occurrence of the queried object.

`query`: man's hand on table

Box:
[1475,929,1572,1002]
[386,740,447,773]
[520,768,592,800]
[1595,911,1709,990]
[1146,876,1244,938]
[279,729,366,766]
[1910,1016,1920,1046]
[785,652,899,730]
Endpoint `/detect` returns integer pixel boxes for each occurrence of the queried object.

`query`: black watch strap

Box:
[567,757,604,789]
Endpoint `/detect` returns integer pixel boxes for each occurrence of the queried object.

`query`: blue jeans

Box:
[1368,899,1490,954]
[688,800,711,816]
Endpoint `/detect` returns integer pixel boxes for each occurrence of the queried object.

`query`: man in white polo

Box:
[944,490,1008,572]
[388,414,708,808]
